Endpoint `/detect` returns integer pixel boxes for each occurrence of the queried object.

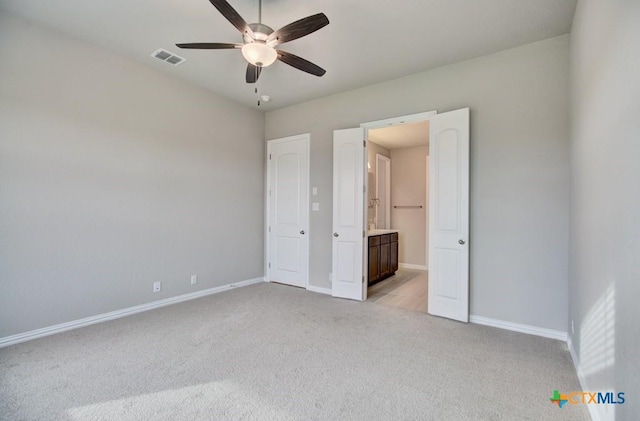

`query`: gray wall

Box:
[569,1,640,419]
[0,15,265,337]
[390,146,428,267]
[266,35,571,331]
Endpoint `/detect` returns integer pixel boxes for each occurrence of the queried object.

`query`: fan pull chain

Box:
[256,67,261,107]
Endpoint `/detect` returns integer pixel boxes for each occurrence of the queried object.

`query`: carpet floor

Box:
[0,282,589,420]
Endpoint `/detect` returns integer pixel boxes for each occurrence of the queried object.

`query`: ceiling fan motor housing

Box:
[244,23,274,43]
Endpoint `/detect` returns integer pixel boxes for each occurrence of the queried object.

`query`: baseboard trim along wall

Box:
[306,285,332,295]
[568,338,602,421]
[0,277,265,349]
[469,315,567,341]
[399,263,428,270]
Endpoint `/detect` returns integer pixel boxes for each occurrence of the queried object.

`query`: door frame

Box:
[265,133,311,288]
[425,155,430,270]
[360,111,437,294]
[375,154,391,230]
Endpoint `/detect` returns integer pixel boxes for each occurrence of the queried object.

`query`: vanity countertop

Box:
[367,229,399,237]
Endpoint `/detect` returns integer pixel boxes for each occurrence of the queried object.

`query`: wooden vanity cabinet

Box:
[379,234,391,278]
[368,232,399,286]
[390,232,399,272]
[368,235,380,283]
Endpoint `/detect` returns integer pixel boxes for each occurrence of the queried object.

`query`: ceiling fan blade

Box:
[176,43,241,49]
[277,50,326,77]
[208,0,255,39]
[267,13,329,45]
[246,64,262,83]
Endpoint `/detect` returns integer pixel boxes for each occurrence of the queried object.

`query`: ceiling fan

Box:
[176,0,329,84]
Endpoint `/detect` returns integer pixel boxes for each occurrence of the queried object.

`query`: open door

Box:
[428,108,470,322]
[332,128,365,300]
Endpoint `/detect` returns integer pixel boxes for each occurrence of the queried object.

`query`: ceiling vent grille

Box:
[151,49,186,66]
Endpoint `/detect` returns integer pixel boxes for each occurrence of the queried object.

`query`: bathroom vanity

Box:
[368,229,399,286]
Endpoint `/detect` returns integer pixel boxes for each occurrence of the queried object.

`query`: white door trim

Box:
[375,154,391,229]
[361,111,438,131]
[265,133,310,288]
[425,155,430,270]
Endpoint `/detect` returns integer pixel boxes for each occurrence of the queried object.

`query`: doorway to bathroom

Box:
[332,108,469,322]
[365,119,430,313]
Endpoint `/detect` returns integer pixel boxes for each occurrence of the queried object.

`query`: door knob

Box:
[458,239,465,245]
[334,233,339,237]
[300,230,305,235]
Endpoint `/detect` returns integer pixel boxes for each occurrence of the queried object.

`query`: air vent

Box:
[151,49,186,66]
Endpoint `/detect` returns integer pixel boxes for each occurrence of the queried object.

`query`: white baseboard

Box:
[399,263,427,270]
[469,315,567,341]
[568,337,600,421]
[0,277,265,349]
[306,285,332,295]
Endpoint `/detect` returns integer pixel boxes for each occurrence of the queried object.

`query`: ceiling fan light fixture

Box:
[176,0,329,84]
[241,42,277,67]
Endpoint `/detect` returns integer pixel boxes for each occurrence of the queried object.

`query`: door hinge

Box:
[268,226,271,233]
[363,230,365,238]
[362,275,365,283]
[268,262,271,268]
[269,154,272,160]
[363,140,366,147]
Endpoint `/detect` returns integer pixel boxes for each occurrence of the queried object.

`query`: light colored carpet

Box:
[0,282,589,420]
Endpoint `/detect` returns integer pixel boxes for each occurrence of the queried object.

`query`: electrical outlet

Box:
[153,281,161,292]
[191,274,198,285]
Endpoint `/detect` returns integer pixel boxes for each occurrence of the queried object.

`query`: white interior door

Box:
[267,135,309,288]
[428,108,470,322]
[375,154,391,229]
[332,128,365,300]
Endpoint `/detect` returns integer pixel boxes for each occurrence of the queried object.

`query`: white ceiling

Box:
[369,121,429,150]
[0,0,576,111]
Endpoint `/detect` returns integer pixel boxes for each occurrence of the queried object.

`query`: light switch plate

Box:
[312,202,320,211]
[312,187,318,196]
